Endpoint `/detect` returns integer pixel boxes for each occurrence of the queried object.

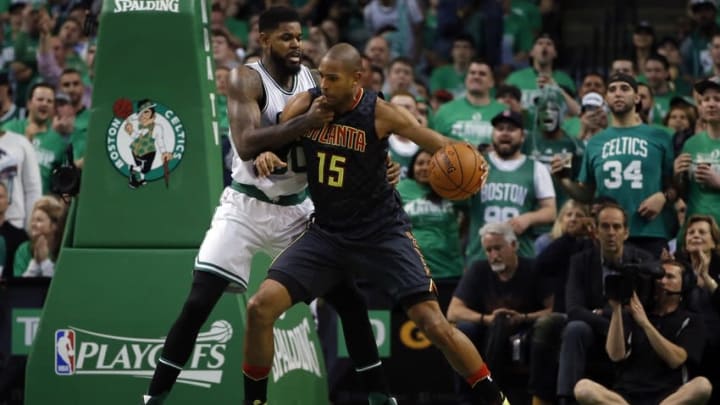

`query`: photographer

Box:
[557,203,654,402]
[574,261,711,405]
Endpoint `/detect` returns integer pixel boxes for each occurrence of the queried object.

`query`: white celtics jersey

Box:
[230,62,317,199]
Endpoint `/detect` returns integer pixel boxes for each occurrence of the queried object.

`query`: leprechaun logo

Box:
[107,98,186,189]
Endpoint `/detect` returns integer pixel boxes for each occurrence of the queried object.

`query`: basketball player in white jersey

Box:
[142,7,396,405]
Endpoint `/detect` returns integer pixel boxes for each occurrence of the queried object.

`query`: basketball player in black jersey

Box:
[142,8,395,405]
[242,43,510,405]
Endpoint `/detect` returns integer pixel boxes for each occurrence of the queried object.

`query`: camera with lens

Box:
[603,258,664,305]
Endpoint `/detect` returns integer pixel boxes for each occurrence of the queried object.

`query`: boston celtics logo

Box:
[107,98,186,189]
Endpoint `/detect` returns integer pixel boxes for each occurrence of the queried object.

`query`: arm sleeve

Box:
[675,313,706,367]
[533,160,556,199]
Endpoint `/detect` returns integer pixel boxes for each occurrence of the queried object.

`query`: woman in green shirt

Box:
[397,150,466,309]
[14,196,66,277]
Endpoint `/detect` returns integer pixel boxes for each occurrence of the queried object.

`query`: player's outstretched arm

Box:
[228,67,330,160]
[375,99,451,153]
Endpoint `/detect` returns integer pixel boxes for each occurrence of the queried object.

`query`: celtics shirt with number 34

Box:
[579,124,674,239]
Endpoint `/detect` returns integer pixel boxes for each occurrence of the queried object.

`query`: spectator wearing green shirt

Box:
[674,77,720,228]
[505,33,580,116]
[644,54,677,125]
[500,0,533,69]
[429,34,475,99]
[563,73,606,138]
[3,83,66,194]
[13,195,65,278]
[552,73,677,256]
[396,149,465,284]
[58,68,89,166]
[681,0,718,79]
[432,59,506,147]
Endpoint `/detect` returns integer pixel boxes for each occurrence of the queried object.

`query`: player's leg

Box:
[242,279,294,404]
[659,376,712,405]
[573,378,628,405]
[145,189,261,404]
[144,271,228,403]
[354,229,506,404]
[244,224,343,403]
[323,283,395,405]
[404,298,508,404]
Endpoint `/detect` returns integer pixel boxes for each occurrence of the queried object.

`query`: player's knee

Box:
[246,281,291,327]
[573,379,597,402]
[411,309,454,348]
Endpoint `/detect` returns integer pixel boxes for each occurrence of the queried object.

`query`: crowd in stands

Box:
[4,0,720,404]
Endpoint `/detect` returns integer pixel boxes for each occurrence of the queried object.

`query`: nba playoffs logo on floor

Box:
[107,98,186,189]
[53,320,232,388]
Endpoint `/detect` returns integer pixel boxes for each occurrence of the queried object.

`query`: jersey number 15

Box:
[317,152,345,188]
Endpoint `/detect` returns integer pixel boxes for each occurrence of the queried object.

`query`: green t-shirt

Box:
[562,116,581,138]
[13,240,30,277]
[216,94,228,134]
[522,130,584,210]
[579,124,675,239]
[397,179,464,279]
[3,119,68,194]
[466,154,537,264]
[652,90,676,126]
[511,0,542,34]
[681,132,720,226]
[70,108,91,159]
[505,67,576,110]
[432,98,506,147]
[503,9,533,57]
[429,65,466,98]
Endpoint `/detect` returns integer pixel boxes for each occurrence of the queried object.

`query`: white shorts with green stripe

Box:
[194,186,313,292]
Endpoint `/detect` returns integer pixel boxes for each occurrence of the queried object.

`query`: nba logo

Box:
[55,330,75,375]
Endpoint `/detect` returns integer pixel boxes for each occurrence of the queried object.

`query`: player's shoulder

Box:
[228,64,263,95]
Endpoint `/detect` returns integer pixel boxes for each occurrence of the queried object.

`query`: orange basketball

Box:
[428,143,489,200]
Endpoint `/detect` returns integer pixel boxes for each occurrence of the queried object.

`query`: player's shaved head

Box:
[323,43,362,73]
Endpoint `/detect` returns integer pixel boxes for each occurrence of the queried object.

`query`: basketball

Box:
[428,143,489,201]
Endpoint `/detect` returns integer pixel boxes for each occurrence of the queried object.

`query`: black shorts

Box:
[268,222,436,307]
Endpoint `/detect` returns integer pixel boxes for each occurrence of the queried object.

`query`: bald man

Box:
[241,43,509,405]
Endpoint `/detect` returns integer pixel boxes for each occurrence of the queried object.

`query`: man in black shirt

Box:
[448,222,552,403]
[574,261,711,405]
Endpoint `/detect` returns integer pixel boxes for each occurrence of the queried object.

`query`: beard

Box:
[269,46,301,76]
[493,141,522,158]
[609,101,635,116]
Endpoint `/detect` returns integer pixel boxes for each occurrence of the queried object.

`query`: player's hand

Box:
[386,155,401,186]
[306,96,334,128]
[673,153,692,176]
[507,214,531,235]
[695,164,720,189]
[125,122,134,134]
[637,192,665,220]
[254,151,287,177]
